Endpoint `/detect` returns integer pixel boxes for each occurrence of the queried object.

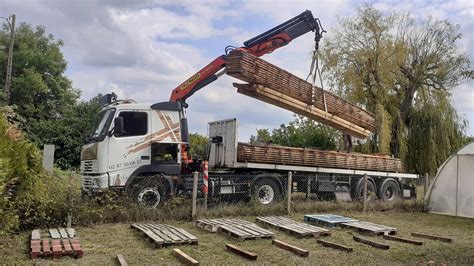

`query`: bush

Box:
[1,108,80,234]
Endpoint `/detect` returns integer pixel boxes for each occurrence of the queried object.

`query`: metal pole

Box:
[203,161,208,209]
[306,176,311,200]
[287,171,292,215]
[191,171,198,219]
[3,14,15,105]
[424,173,429,198]
[363,173,368,213]
[66,171,73,228]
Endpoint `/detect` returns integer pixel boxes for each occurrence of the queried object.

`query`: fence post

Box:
[203,161,209,209]
[306,176,311,200]
[287,171,292,215]
[42,144,55,175]
[363,173,368,213]
[424,173,429,197]
[192,171,198,219]
[66,171,73,228]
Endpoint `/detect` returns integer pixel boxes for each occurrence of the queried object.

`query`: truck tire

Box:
[378,179,400,201]
[129,176,168,208]
[352,178,376,201]
[252,178,282,205]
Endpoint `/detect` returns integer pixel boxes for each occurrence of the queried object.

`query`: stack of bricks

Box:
[30,228,83,259]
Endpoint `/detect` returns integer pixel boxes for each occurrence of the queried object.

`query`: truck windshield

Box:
[89,108,115,141]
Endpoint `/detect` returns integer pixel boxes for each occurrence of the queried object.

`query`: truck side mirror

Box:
[114,117,125,137]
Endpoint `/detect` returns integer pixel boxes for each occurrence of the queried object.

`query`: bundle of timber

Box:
[226,50,376,137]
[235,83,371,139]
[236,143,403,173]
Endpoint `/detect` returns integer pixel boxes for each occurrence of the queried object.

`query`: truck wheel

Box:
[129,177,168,208]
[353,179,376,201]
[379,179,400,201]
[252,178,281,205]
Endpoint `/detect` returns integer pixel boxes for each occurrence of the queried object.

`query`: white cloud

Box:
[1,0,473,139]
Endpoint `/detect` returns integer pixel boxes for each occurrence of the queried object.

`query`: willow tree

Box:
[322,5,470,174]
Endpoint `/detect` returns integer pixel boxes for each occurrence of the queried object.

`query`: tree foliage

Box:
[322,5,471,174]
[188,133,208,160]
[1,23,99,169]
[250,115,337,150]
[0,109,67,233]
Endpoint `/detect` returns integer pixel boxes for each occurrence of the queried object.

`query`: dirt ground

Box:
[1,210,473,265]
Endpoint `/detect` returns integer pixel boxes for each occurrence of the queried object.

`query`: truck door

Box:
[107,109,151,186]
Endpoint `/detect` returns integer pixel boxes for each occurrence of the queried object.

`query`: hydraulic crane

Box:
[169,10,325,106]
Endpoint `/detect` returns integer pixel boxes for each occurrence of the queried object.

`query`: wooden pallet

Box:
[304,214,358,228]
[30,228,83,259]
[131,223,198,248]
[195,219,274,240]
[226,51,375,132]
[342,221,397,235]
[237,142,404,173]
[256,216,330,237]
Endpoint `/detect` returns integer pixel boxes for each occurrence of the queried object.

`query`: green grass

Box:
[1,208,473,265]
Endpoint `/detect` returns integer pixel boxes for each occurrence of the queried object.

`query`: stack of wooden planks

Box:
[226,50,375,138]
[30,228,83,259]
[237,143,403,172]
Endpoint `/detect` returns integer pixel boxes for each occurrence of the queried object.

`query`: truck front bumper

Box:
[81,173,109,195]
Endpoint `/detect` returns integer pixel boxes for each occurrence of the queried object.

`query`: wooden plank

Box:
[31,229,41,240]
[304,214,358,228]
[30,240,41,259]
[237,142,403,173]
[116,254,128,266]
[51,239,63,258]
[256,216,329,237]
[235,83,371,138]
[342,221,397,235]
[59,228,69,239]
[66,228,75,238]
[383,235,423,245]
[42,239,51,256]
[49,229,61,239]
[62,239,73,255]
[317,239,353,253]
[225,51,377,131]
[226,244,257,260]
[173,249,199,266]
[353,235,390,250]
[70,239,84,258]
[411,232,453,243]
[272,239,309,257]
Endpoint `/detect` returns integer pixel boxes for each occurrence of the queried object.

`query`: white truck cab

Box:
[80,96,188,198]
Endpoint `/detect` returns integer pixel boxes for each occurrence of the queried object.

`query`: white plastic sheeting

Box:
[424,142,474,218]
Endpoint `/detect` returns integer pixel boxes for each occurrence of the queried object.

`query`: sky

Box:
[1,0,473,141]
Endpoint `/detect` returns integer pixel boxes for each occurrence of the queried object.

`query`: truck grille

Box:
[82,176,92,190]
[81,160,98,173]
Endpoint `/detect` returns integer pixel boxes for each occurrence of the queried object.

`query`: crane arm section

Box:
[169,10,322,104]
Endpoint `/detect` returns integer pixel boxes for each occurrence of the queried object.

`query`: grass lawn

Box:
[1,209,473,265]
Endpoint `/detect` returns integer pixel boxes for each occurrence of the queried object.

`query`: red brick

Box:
[62,239,73,255]
[42,239,51,256]
[70,239,84,258]
[51,239,62,258]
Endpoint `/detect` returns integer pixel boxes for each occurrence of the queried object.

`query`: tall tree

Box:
[0,23,79,119]
[1,22,100,169]
[322,5,471,174]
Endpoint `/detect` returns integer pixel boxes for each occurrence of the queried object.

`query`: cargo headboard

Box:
[207,118,238,168]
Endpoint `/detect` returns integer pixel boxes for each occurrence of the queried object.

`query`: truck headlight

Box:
[81,143,98,160]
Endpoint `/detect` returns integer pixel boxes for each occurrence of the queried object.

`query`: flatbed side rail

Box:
[232,162,419,179]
